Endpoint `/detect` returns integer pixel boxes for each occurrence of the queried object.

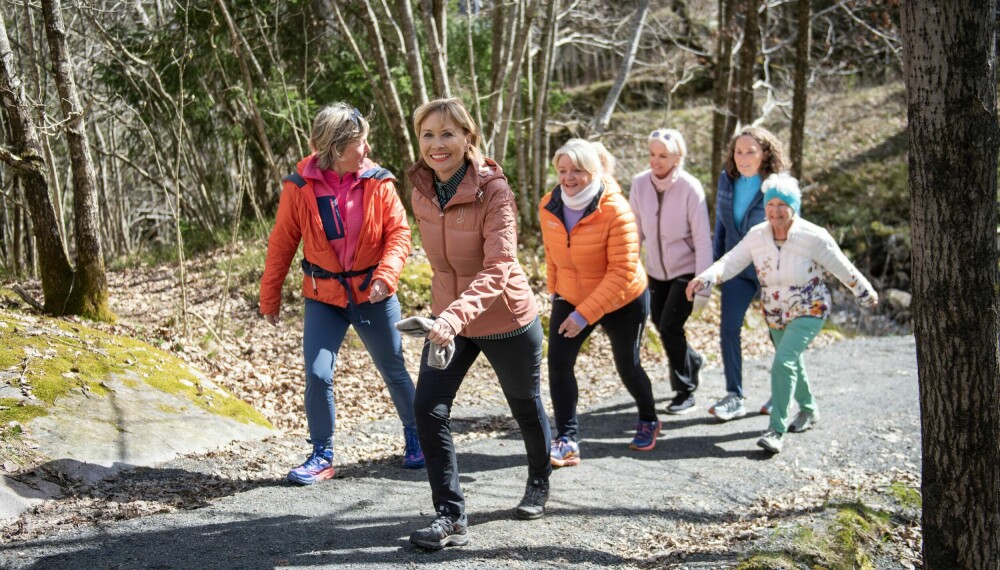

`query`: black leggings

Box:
[547,290,655,441]
[648,274,700,395]
[413,318,551,516]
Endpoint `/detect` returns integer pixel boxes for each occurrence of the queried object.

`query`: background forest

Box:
[0,0,908,324]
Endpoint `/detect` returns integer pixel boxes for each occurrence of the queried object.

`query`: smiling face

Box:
[733,135,765,178]
[648,140,681,179]
[556,154,594,197]
[418,111,471,181]
[333,136,370,175]
[766,197,794,234]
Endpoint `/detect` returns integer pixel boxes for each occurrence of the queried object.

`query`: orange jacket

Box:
[259,155,411,314]
[539,182,646,324]
[407,157,537,338]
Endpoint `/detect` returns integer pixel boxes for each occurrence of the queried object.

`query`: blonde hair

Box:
[310,103,370,171]
[412,97,484,163]
[552,139,620,191]
[648,128,687,168]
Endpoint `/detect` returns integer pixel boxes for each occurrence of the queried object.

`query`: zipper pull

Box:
[311,273,318,294]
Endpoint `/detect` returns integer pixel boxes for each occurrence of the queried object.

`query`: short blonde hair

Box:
[310,103,369,171]
[648,128,687,167]
[412,97,484,163]
[552,139,620,191]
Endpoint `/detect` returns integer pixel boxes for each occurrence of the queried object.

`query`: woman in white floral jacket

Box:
[686,173,878,454]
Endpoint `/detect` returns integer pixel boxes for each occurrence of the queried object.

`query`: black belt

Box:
[301,259,379,307]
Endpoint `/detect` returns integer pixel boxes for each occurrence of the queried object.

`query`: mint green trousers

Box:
[768,317,825,433]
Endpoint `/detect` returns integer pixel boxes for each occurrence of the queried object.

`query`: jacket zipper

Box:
[655,186,668,277]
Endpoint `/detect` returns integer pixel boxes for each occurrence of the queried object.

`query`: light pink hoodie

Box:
[628,168,713,286]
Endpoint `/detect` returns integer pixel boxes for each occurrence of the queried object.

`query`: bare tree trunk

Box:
[529,0,558,231]
[41,0,113,321]
[398,0,429,105]
[494,0,540,163]
[789,0,810,179]
[419,0,450,96]
[216,0,282,192]
[0,9,76,312]
[902,1,1000,568]
[711,0,736,192]
[735,0,759,126]
[591,0,650,135]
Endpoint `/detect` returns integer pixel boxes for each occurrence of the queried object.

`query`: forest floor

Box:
[0,245,921,568]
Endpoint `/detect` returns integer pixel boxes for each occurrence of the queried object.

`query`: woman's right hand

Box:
[264,313,280,326]
[427,319,456,346]
[685,279,705,301]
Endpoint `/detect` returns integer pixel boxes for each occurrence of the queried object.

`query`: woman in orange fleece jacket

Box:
[259,103,422,485]
[540,139,658,466]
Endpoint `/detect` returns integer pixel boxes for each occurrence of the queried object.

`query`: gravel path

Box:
[0,335,920,569]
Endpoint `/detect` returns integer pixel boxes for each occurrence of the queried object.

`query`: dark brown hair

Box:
[723,126,788,180]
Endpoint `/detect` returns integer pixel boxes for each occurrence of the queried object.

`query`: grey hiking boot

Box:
[514,477,549,520]
[788,409,820,433]
[756,428,784,453]
[409,512,469,549]
[666,392,696,414]
[710,392,747,421]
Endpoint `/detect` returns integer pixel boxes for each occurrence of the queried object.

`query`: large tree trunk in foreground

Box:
[902,1,1000,568]
[0,9,76,313]
[41,0,113,321]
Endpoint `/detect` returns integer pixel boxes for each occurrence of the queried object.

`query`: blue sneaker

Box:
[629,419,661,451]
[287,444,334,485]
[403,427,425,469]
[549,436,580,468]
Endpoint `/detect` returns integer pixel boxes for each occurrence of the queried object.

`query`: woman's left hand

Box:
[427,318,456,346]
[368,278,390,303]
[558,316,584,338]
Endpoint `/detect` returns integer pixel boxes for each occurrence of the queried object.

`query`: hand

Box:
[685,278,706,301]
[427,319,456,346]
[557,315,584,338]
[691,294,710,318]
[859,292,879,309]
[368,278,390,303]
[264,313,280,326]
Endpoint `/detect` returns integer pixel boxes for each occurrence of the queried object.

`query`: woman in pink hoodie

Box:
[629,129,713,415]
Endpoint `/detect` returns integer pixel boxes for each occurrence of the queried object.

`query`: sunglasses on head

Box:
[650,130,672,141]
[348,107,363,128]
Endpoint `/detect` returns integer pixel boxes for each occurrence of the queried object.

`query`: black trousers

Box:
[648,274,700,395]
[414,318,551,516]
[547,290,656,441]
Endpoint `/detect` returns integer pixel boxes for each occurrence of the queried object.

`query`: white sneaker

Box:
[709,392,747,422]
[787,409,819,433]
[759,399,773,415]
[756,428,784,453]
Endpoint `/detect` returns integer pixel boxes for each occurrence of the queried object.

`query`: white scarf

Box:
[561,179,601,210]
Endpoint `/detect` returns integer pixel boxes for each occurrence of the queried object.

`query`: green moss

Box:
[0,311,271,429]
[888,481,921,509]
[397,261,434,314]
[734,552,798,570]
[0,398,48,425]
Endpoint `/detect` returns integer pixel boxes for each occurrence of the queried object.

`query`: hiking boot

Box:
[760,399,773,415]
[409,512,469,549]
[787,409,819,433]
[287,443,334,485]
[629,419,662,451]
[402,426,425,469]
[549,436,581,468]
[756,428,784,453]
[666,392,696,414]
[514,477,549,520]
[709,392,747,422]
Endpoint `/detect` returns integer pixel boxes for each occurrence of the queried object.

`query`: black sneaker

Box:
[666,392,696,414]
[409,512,469,549]
[514,477,549,520]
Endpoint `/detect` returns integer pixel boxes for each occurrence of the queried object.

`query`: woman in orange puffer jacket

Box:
[259,103,422,485]
[540,139,659,467]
